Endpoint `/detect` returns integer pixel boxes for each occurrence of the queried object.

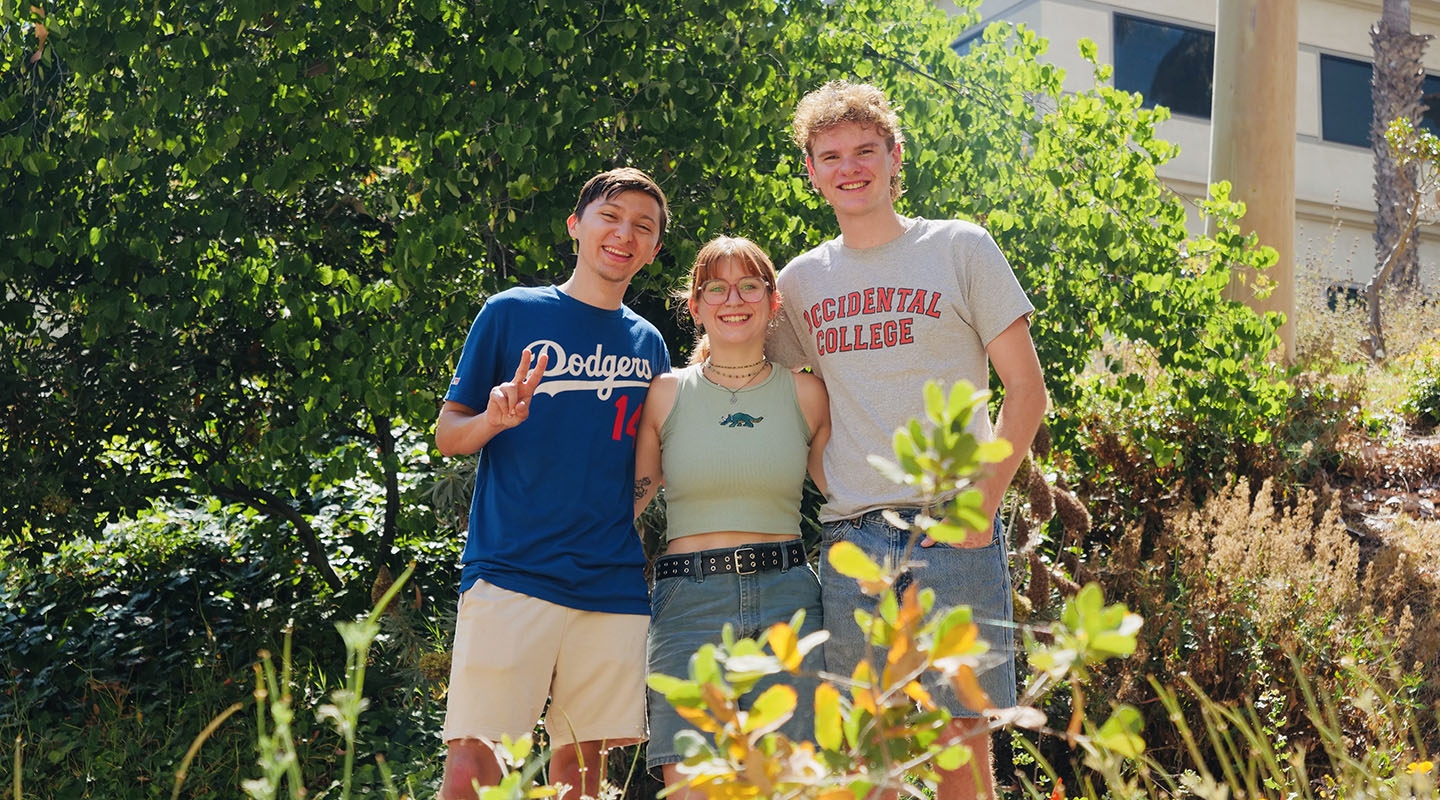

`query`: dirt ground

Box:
[1334,431,1440,541]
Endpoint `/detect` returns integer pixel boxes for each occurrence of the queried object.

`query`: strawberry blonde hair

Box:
[677,236,780,365]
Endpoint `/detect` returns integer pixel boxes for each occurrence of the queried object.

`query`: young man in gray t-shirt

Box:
[768,81,1048,800]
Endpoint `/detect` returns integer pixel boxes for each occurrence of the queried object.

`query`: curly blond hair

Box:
[791,81,906,200]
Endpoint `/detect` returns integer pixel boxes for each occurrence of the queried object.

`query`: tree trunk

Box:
[214,482,346,592]
[1371,0,1431,290]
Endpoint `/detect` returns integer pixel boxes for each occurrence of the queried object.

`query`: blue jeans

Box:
[820,510,1017,716]
[645,546,823,771]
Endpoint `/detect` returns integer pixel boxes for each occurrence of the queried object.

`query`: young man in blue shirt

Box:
[436,168,671,800]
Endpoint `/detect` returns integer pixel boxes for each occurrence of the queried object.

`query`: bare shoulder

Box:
[649,370,681,394]
[642,370,681,416]
[791,370,827,398]
[791,370,830,419]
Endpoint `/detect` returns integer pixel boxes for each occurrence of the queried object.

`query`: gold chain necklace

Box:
[703,361,769,404]
[705,355,766,371]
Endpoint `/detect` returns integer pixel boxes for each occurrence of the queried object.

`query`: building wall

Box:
[945,0,1440,291]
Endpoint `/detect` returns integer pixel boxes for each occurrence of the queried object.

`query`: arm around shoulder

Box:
[633,372,678,519]
[766,302,812,371]
[793,371,831,498]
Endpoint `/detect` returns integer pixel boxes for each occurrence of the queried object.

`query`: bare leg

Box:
[661,763,696,800]
[549,740,606,800]
[440,739,505,800]
[935,718,996,800]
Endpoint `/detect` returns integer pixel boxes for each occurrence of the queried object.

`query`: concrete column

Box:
[1208,0,1298,362]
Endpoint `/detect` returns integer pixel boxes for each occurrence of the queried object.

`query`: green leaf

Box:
[974,439,1013,465]
[742,684,796,734]
[813,682,843,751]
[924,380,945,426]
[935,743,970,771]
[691,645,722,686]
[1095,705,1146,758]
[924,520,971,545]
[828,541,883,582]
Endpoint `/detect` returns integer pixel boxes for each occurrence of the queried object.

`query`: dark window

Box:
[1322,52,1440,147]
[1424,76,1440,133]
[1321,55,1374,146]
[1113,13,1215,118]
[952,29,982,57]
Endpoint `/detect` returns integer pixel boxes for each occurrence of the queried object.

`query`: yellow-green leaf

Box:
[951,664,991,714]
[1095,705,1146,758]
[742,684,796,734]
[932,620,979,661]
[814,683,842,751]
[767,621,801,672]
[924,520,971,545]
[934,743,972,771]
[828,541,882,581]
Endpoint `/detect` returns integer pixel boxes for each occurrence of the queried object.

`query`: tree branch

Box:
[213,482,345,592]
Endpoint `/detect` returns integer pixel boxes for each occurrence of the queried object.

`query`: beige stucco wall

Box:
[951,0,1440,292]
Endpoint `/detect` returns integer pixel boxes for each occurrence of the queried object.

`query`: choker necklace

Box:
[705,356,766,371]
[702,357,767,379]
[703,360,769,404]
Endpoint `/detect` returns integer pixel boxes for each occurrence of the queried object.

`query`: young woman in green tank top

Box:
[633,236,831,790]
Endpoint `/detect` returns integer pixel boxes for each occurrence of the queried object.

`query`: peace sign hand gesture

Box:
[486,348,550,429]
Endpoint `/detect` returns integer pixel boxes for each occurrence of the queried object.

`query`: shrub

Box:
[0,506,453,799]
[1084,477,1440,782]
[1397,341,1440,432]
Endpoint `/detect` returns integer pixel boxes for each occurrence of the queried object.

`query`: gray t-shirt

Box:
[769,217,1034,522]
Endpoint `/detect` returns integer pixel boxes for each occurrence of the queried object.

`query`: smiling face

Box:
[806,121,903,221]
[688,256,777,350]
[566,189,663,293]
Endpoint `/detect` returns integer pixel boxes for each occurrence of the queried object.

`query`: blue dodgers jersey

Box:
[445,286,669,615]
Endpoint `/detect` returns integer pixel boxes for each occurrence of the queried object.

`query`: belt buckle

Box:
[733,546,757,575]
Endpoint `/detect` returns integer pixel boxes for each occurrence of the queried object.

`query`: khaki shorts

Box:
[442,579,648,748]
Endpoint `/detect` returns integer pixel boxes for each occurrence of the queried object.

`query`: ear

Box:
[805,155,816,186]
[890,142,903,170]
[770,289,783,315]
[566,214,578,237]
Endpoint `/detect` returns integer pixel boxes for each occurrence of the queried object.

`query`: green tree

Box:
[2,0,1285,591]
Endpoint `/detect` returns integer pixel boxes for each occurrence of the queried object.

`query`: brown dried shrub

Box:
[1026,465,1055,522]
[1084,477,1440,772]
[1337,431,1440,487]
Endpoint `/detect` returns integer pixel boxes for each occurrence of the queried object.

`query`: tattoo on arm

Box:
[634,476,652,501]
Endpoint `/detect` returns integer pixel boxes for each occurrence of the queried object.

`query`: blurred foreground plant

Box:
[648,382,1145,799]
[234,562,420,800]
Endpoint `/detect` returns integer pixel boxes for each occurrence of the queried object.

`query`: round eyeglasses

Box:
[698,278,769,305]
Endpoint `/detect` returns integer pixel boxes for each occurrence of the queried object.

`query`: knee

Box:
[441,740,503,800]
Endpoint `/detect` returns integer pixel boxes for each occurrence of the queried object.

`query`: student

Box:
[436,168,672,800]
[634,236,830,797]
[769,81,1048,800]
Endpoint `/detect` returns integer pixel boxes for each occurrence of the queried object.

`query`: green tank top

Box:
[659,364,813,542]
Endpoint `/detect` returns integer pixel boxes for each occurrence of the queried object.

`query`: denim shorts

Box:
[645,546,823,772]
[820,511,1017,716]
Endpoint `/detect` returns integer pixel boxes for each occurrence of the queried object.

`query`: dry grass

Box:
[1060,474,1440,778]
[1293,248,1440,386]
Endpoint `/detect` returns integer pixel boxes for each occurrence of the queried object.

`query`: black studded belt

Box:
[652,540,807,580]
